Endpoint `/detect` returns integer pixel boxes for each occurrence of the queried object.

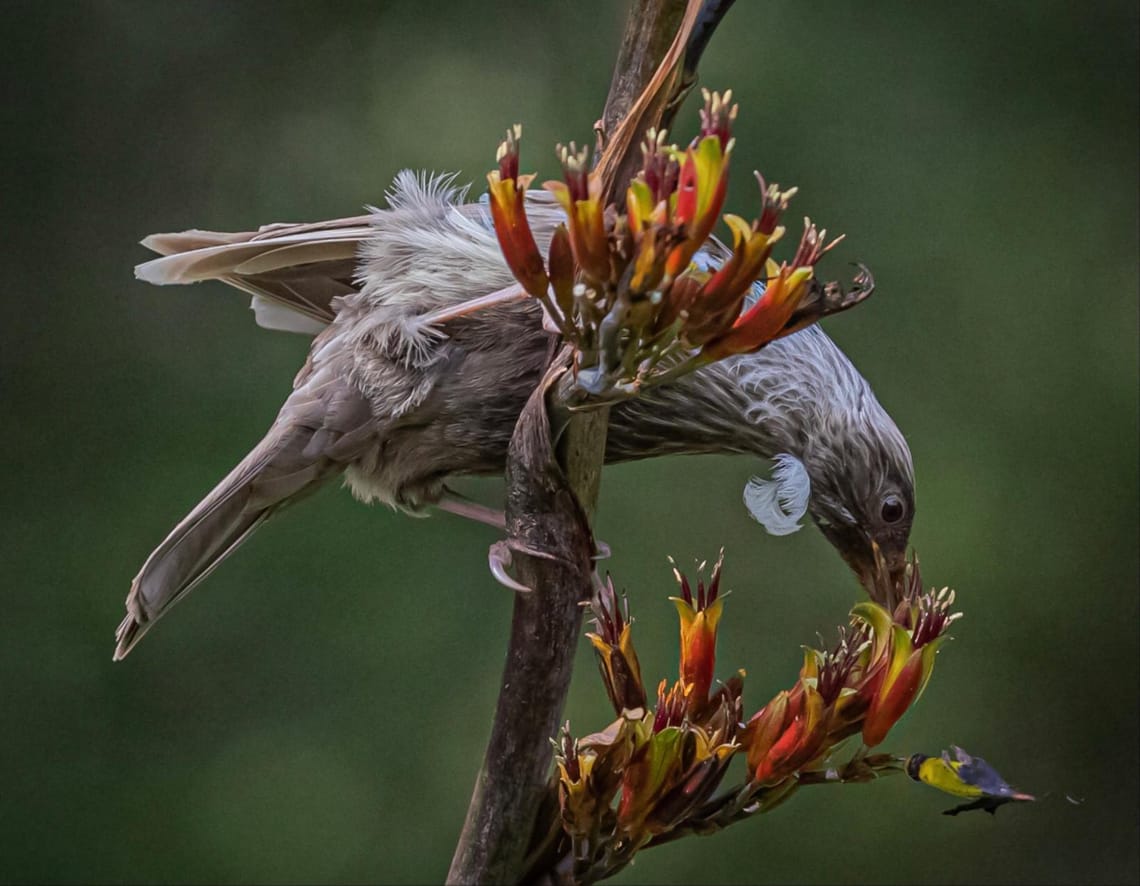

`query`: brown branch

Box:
[446,359,597,885]
[447,3,706,883]
[594,0,701,201]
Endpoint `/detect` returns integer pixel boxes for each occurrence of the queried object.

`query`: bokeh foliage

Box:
[1,2,1136,883]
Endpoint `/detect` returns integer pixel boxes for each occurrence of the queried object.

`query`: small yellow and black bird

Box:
[906,744,1035,816]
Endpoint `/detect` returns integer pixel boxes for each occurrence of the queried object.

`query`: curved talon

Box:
[592,539,612,561]
[489,541,531,593]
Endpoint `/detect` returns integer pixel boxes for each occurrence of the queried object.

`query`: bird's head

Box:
[738,329,915,593]
[805,429,914,593]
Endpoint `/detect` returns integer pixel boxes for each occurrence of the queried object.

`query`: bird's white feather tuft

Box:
[384,169,472,211]
[743,453,811,535]
[348,169,517,368]
[250,296,328,335]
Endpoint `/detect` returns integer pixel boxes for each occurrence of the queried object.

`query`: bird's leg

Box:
[419,283,567,336]
[435,493,506,530]
[437,492,611,562]
[418,284,528,327]
[437,495,530,592]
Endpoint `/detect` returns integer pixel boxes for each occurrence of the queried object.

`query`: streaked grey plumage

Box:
[117,172,914,659]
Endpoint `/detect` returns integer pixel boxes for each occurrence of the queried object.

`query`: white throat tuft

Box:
[744,453,811,535]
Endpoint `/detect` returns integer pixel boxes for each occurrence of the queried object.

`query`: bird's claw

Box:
[487,537,566,593]
[488,540,531,593]
[488,530,607,591]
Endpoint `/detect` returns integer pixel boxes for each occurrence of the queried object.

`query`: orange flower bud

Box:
[668,553,725,712]
[486,125,549,299]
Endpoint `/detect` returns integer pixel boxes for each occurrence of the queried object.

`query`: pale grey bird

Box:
[117,171,914,659]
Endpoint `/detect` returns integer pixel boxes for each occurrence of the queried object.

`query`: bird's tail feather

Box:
[114,423,338,660]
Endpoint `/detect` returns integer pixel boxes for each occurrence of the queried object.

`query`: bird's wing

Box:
[133,176,726,338]
[135,216,374,333]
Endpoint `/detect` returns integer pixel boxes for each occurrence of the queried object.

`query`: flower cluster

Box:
[561,562,741,858]
[548,552,961,879]
[487,90,865,396]
[745,562,961,786]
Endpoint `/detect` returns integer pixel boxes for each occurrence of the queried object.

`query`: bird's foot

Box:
[438,492,608,589]
[488,540,530,592]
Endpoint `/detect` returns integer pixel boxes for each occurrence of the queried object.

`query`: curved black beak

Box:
[817,520,908,605]
[857,542,910,607]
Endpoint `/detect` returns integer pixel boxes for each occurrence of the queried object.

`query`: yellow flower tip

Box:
[799,646,822,681]
[669,595,697,626]
[722,213,753,246]
[557,747,596,790]
[576,751,597,782]
[486,173,517,208]
[702,595,725,633]
[786,266,813,291]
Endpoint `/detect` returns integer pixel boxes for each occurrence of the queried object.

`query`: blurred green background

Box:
[2,2,1137,883]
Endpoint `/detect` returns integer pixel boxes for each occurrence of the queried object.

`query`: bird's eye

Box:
[880,494,906,524]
